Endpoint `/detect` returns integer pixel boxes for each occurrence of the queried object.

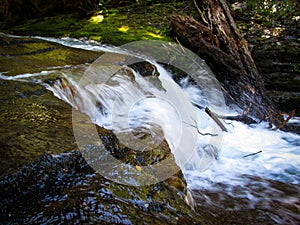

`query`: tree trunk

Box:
[171,0,279,122]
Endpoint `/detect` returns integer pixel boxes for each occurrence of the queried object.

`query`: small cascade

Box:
[1,35,299,222]
[45,61,219,171]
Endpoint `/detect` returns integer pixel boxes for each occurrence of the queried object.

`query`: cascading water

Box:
[1,35,299,223]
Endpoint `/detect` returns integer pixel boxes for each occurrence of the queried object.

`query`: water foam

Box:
[1,35,299,194]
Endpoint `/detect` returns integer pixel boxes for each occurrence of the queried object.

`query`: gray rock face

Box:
[248,27,300,115]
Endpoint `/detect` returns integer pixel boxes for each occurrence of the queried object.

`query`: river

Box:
[0,34,299,224]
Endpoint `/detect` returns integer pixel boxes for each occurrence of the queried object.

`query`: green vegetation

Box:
[232,0,299,27]
[5,1,194,46]
[247,0,298,26]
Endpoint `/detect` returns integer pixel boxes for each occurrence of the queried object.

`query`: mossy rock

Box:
[0,35,103,175]
[0,35,101,76]
[3,1,197,46]
[0,79,78,175]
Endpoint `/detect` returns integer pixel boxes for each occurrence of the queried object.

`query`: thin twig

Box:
[243,150,262,158]
[175,37,186,54]
[184,118,218,136]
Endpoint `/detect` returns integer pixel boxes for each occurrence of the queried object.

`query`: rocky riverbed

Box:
[0,1,299,224]
[0,34,202,224]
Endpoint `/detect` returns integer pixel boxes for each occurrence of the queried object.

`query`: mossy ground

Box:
[3,1,196,46]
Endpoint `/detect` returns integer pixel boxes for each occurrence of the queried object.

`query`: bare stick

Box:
[174,37,186,54]
[243,150,262,158]
[205,107,227,132]
[184,118,218,136]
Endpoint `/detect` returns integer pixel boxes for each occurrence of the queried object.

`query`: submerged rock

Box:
[0,79,78,175]
[0,150,204,224]
[192,176,300,225]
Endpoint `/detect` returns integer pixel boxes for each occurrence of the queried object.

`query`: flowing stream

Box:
[1,35,299,223]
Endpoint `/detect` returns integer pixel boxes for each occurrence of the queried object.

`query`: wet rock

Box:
[0,150,204,224]
[0,79,78,175]
[129,62,165,91]
[0,35,102,175]
[268,91,300,118]
[0,35,101,76]
[232,4,300,116]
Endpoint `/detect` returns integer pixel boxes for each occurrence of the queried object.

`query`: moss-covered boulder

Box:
[0,35,102,174]
[0,35,101,76]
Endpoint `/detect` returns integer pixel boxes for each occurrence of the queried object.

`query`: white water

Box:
[1,36,299,202]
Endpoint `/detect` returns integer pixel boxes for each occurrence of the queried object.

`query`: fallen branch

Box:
[217,114,257,125]
[171,6,279,121]
[243,150,262,158]
[205,107,227,132]
[192,103,204,110]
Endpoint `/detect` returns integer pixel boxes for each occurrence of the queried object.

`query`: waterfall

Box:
[1,35,299,205]
[44,59,220,173]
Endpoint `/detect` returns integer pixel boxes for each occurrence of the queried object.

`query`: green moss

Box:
[0,36,101,76]
[6,1,195,46]
[68,6,175,45]
[10,14,82,37]
[0,80,78,175]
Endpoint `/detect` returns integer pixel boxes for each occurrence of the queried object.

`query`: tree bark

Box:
[171,0,279,122]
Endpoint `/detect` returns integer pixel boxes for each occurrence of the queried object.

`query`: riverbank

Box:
[1,1,299,115]
[0,1,195,46]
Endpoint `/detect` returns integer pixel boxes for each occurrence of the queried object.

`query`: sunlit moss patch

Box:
[118,25,130,32]
[89,14,104,24]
